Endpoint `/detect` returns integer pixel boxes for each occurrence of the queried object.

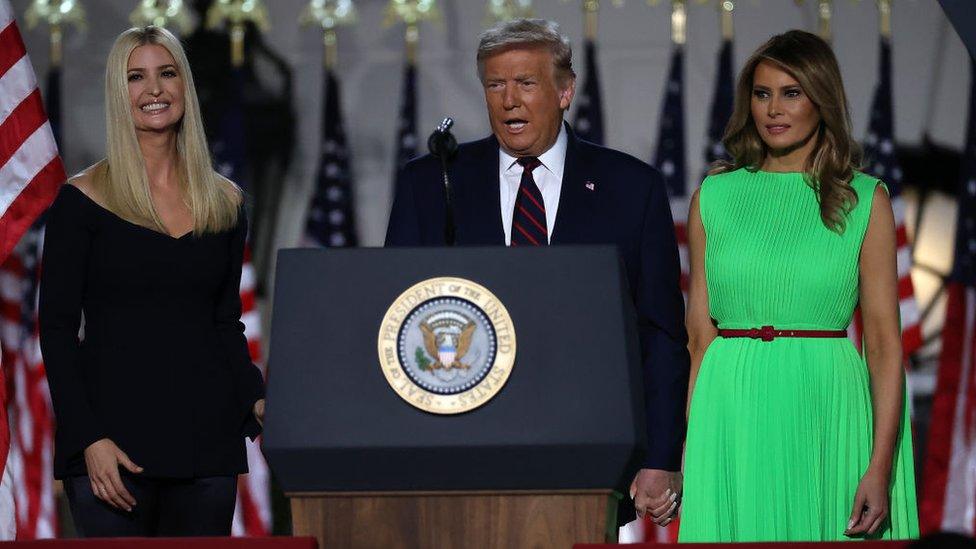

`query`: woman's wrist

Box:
[866,456,893,479]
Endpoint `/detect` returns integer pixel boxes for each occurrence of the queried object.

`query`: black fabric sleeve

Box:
[636,173,691,471]
[215,207,265,440]
[39,188,106,461]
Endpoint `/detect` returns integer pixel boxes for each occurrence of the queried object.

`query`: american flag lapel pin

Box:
[585,181,596,191]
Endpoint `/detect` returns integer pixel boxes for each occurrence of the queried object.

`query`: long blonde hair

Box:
[713,30,861,233]
[97,26,240,235]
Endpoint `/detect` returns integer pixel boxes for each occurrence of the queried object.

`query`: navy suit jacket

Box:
[385,125,690,471]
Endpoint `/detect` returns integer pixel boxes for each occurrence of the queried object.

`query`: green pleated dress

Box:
[678,168,919,542]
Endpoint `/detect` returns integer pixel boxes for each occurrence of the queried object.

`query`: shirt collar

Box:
[498,122,568,183]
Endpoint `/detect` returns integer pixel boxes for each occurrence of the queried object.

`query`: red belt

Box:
[717,326,847,342]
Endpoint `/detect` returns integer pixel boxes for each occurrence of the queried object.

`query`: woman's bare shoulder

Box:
[66,161,105,203]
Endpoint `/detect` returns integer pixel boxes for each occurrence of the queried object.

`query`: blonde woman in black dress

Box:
[39,26,265,537]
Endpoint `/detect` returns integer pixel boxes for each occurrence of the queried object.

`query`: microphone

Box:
[428,117,457,246]
[428,117,458,159]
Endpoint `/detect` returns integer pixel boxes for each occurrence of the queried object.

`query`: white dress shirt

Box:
[498,124,568,245]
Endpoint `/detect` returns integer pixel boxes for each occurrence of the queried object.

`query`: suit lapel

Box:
[551,125,597,244]
[456,135,505,245]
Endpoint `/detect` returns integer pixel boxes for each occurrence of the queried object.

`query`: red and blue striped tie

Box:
[511,156,547,246]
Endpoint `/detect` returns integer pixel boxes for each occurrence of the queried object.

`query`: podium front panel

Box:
[263,246,646,493]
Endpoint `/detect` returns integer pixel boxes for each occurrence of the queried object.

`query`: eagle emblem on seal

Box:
[419,311,476,371]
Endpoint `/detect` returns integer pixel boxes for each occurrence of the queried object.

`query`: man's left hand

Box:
[630,468,682,527]
[254,399,266,427]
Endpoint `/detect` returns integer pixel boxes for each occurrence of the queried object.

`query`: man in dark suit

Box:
[385,18,689,527]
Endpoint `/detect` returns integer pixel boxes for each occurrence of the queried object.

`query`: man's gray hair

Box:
[477,18,575,84]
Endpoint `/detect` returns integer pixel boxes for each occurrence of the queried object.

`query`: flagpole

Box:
[879,0,892,40]
[299,1,356,69]
[205,0,271,67]
[672,0,687,46]
[574,0,605,145]
[385,1,437,65]
[817,0,832,42]
[584,0,598,41]
[720,0,733,41]
[128,1,194,34]
[486,0,533,24]
[405,23,418,65]
[25,1,86,68]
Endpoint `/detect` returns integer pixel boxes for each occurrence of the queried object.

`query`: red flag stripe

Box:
[920,284,969,533]
[898,276,916,300]
[235,475,265,535]
[240,291,255,312]
[902,324,923,358]
[233,242,271,536]
[673,222,687,244]
[0,156,63,262]
[895,225,909,249]
[0,21,26,79]
[0,90,45,168]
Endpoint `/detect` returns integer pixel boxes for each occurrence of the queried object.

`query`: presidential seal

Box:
[377,277,516,414]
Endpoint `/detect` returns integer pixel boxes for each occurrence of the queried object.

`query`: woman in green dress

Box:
[679,30,919,541]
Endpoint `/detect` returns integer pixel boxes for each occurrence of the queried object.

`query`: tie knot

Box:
[517,156,541,171]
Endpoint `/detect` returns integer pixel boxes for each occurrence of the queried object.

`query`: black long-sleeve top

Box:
[39,184,265,479]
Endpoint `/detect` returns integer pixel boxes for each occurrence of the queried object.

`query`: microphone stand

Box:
[428,117,458,246]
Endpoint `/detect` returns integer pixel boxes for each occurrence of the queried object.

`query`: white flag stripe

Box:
[0,321,18,350]
[245,439,271,523]
[896,247,913,279]
[0,3,13,31]
[0,122,57,216]
[241,310,260,340]
[891,195,907,222]
[0,269,21,302]
[0,57,37,126]
[669,197,689,223]
[240,263,256,292]
[900,298,920,329]
[941,288,976,534]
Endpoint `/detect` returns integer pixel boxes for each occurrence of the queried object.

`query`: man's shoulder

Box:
[578,140,660,176]
[399,135,495,176]
[575,139,664,194]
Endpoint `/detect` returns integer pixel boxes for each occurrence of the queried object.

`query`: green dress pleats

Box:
[678,169,919,542]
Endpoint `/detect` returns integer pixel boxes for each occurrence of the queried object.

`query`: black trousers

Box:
[65,474,237,537]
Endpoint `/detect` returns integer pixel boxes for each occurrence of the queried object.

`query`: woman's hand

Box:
[253,399,266,427]
[630,469,682,527]
[845,467,890,537]
[83,438,143,512]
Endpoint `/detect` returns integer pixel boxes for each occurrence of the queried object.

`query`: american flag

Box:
[0,2,63,262]
[0,225,54,539]
[654,46,688,299]
[303,67,357,248]
[702,39,733,177]
[859,37,923,359]
[0,0,66,539]
[919,58,976,535]
[394,62,418,175]
[647,44,687,545]
[573,39,604,146]
[212,67,271,537]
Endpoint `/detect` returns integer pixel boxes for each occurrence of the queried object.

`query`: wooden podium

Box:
[290,490,619,547]
[263,247,645,548]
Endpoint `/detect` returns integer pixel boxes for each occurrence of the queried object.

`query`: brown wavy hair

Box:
[712,30,861,232]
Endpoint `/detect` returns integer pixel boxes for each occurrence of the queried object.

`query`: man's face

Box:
[482,46,574,157]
